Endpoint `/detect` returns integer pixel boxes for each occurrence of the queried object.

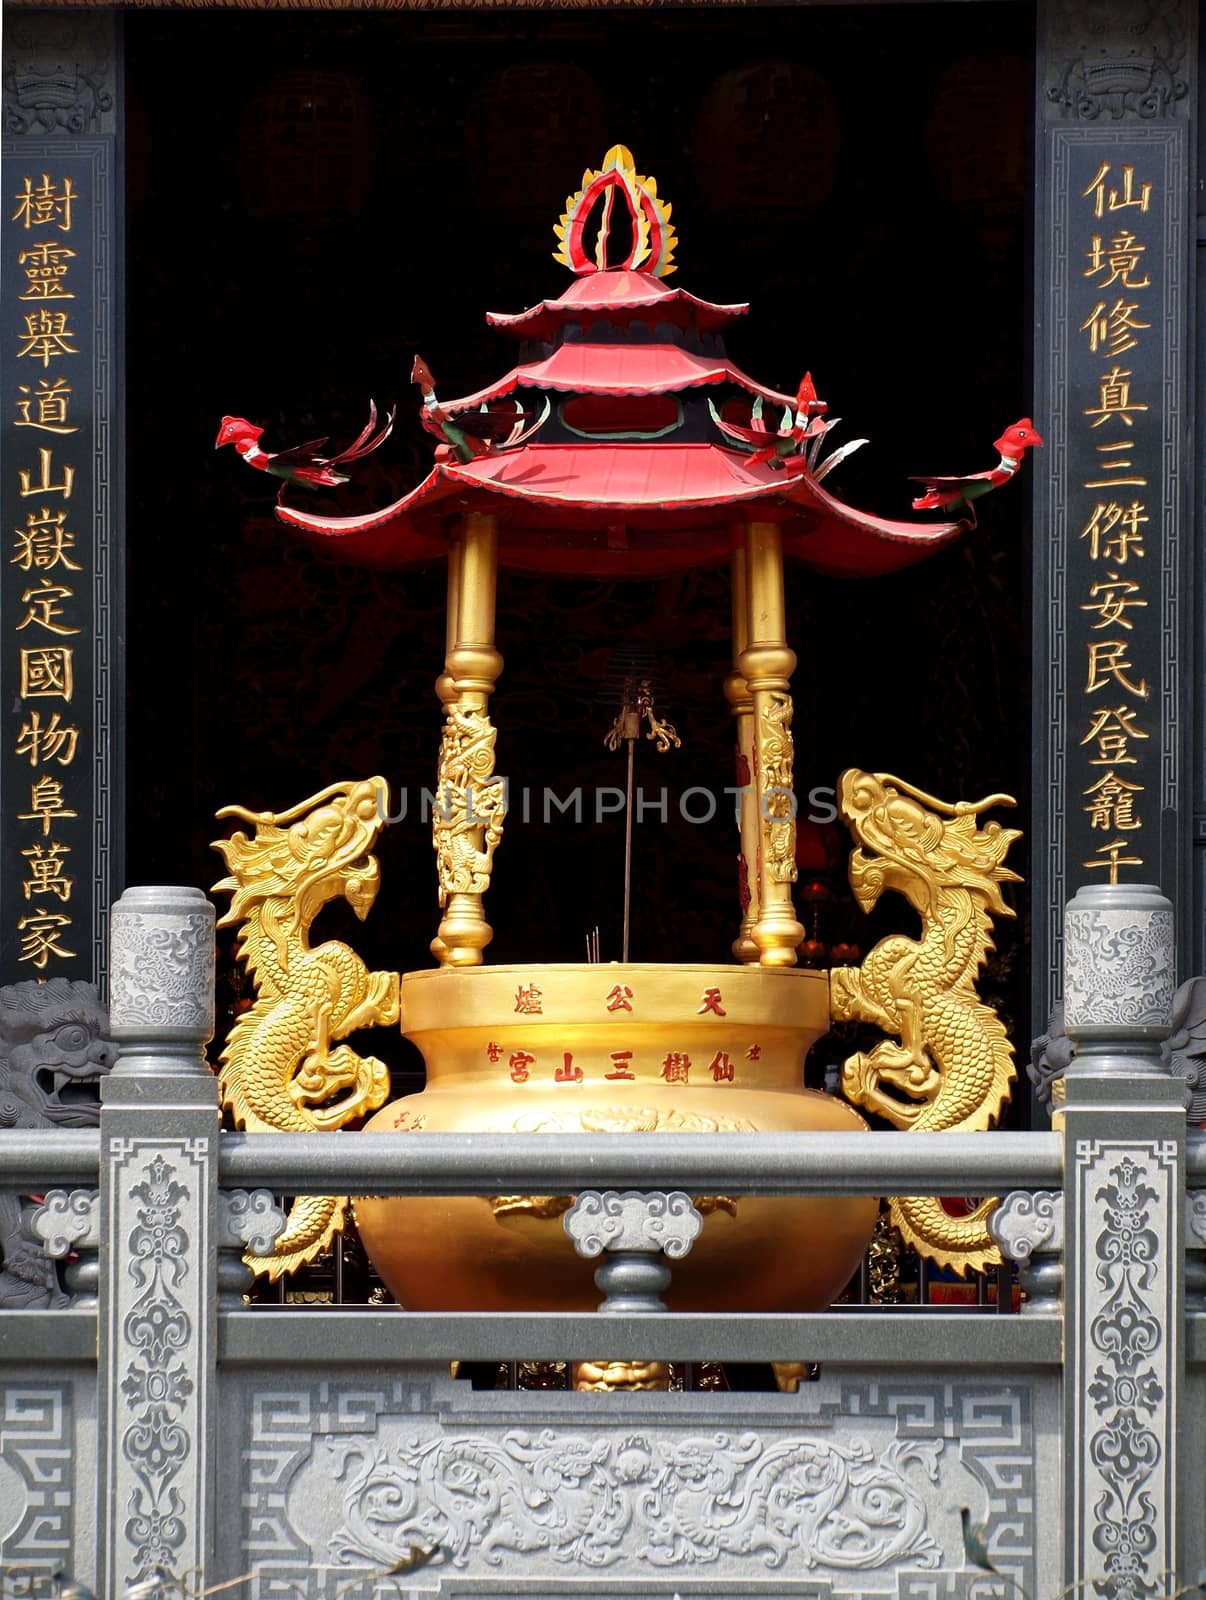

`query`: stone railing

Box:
[0,881,1203,1598]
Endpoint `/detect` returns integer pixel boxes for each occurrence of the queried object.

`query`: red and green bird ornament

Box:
[215,402,394,490]
[910,419,1044,526]
[412,354,549,465]
[709,372,867,479]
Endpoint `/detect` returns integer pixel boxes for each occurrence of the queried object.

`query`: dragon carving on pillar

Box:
[830,769,1021,1275]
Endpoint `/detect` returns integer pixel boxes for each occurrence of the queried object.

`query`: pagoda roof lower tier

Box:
[486,270,749,341]
[442,344,793,411]
[276,444,965,579]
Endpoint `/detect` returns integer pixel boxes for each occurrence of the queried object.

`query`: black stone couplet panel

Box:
[1,139,119,987]
[1033,125,1190,1028]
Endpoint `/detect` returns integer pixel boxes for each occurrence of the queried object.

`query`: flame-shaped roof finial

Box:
[553,145,678,278]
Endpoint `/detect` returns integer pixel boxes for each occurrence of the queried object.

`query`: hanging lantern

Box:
[692,63,840,212]
[466,63,606,211]
[239,68,377,225]
[925,55,1028,215]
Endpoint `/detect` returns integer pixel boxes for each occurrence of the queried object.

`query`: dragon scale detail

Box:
[212,778,400,1279]
[829,769,1021,1275]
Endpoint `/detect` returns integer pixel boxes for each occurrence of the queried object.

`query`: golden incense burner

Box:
[213,147,1021,1320]
[354,963,876,1313]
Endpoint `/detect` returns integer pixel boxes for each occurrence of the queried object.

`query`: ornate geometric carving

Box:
[105,1139,212,1592]
[108,887,215,1039]
[228,1374,1042,1596]
[2,13,117,136]
[218,1188,287,1258]
[329,1427,941,1573]
[1188,1189,1206,1248]
[0,979,114,1308]
[120,1154,194,1580]
[1045,0,1190,121]
[755,689,797,885]
[1064,889,1175,1036]
[432,704,506,902]
[1162,977,1206,1122]
[1032,977,1206,1120]
[29,1187,99,1258]
[0,978,115,1125]
[563,1189,702,1259]
[1071,1139,1178,1600]
[989,1191,1063,1263]
[0,1384,74,1571]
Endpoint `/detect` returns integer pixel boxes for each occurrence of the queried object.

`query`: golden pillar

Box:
[434,527,462,712]
[725,542,760,963]
[432,512,506,967]
[737,520,803,967]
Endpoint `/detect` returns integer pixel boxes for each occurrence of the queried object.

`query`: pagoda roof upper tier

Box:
[275,443,964,579]
[440,344,793,413]
[486,269,749,341]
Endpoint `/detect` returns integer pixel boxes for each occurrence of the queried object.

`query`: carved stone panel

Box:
[1042,0,1192,122]
[221,1367,1054,1598]
[1068,1138,1180,1600]
[3,14,117,136]
[101,1137,214,1593]
[0,1381,76,1575]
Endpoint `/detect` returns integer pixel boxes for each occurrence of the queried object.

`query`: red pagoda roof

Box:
[273,145,970,582]
[276,445,963,578]
[486,269,748,341]
[441,344,793,411]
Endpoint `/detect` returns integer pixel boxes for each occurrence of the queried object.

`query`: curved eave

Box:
[440,345,795,412]
[275,444,965,578]
[487,276,750,340]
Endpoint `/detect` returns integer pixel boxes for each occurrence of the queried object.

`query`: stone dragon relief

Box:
[830,770,1021,1274]
[0,978,116,1308]
[212,779,400,1279]
[324,1427,942,1574]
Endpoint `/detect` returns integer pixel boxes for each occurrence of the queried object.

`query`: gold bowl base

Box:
[354,963,878,1313]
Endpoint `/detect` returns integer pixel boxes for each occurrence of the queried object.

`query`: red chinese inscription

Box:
[605,1049,635,1081]
[661,1052,691,1085]
[709,1051,735,1082]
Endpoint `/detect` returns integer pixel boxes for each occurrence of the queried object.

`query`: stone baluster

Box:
[217,1188,286,1309]
[564,1189,703,1313]
[28,1188,100,1306]
[563,1190,703,1394]
[1187,1188,1206,1315]
[99,885,218,1594]
[988,1190,1063,1314]
[1061,882,1184,1600]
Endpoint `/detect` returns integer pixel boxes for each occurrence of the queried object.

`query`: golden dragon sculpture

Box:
[829,769,1021,1275]
[212,778,400,1279]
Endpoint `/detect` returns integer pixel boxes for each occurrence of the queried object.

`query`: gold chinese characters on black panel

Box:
[3,162,91,979]
[1066,142,1173,888]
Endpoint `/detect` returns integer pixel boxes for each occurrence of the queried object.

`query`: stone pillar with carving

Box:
[98,886,219,1592]
[1061,882,1188,1600]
